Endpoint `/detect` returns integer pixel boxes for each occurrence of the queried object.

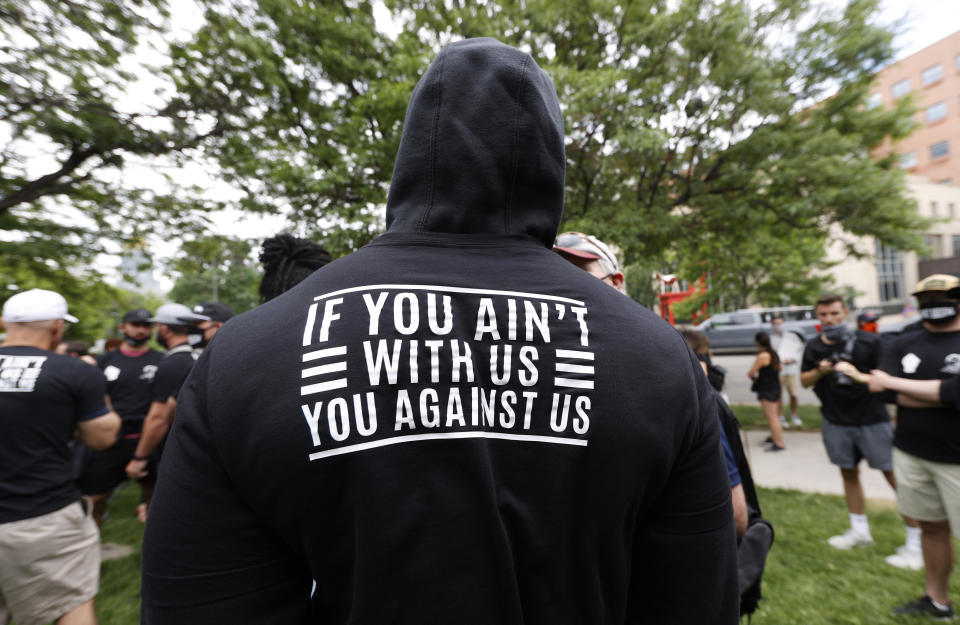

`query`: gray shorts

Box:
[821,419,894,471]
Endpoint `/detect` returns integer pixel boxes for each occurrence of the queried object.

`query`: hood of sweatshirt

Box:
[384,38,565,248]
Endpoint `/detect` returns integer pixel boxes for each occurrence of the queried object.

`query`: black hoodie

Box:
[142,38,737,625]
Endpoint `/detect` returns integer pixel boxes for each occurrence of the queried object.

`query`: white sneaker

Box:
[780,415,789,429]
[827,528,874,549]
[791,415,803,427]
[885,545,924,570]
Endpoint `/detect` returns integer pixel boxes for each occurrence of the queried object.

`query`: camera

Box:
[829,336,857,386]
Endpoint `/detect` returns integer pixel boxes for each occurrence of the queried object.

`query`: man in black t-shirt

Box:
[77,308,163,525]
[800,293,907,557]
[0,289,121,625]
[868,275,960,619]
[141,40,737,625]
[191,301,234,350]
[124,303,208,519]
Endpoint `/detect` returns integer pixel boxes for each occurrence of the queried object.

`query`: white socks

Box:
[905,525,922,552]
[850,513,871,537]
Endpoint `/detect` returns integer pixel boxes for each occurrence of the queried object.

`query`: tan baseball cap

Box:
[912,274,960,296]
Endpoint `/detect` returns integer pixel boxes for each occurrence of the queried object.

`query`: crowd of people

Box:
[1,38,959,624]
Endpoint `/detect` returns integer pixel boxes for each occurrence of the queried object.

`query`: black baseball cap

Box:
[121,308,153,324]
[193,302,234,322]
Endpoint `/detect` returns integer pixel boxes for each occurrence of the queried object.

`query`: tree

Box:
[0,0,225,287]
[169,0,926,306]
[167,235,262,314]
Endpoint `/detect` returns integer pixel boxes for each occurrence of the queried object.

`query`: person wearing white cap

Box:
[124,303,209,520]
[0,289,121,625]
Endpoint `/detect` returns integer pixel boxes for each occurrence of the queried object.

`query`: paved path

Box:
[741,430,897,502]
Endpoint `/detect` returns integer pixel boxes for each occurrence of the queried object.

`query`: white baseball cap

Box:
[2,289,79,323]
[554,231,621,276]
[150,303,210,325]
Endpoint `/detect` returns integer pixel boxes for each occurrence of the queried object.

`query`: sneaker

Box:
[791,415,803,427]
[886,545,924,571]
[764,443,785,452]
[827,528,874,549]
[780,415,789,429]
[893,596,955,620]
[763,435,773,445]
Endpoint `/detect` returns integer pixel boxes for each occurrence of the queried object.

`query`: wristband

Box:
[132,455,149,461]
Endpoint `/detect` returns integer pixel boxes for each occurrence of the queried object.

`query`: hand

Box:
[818,359,834,373]
[868,369,892,393]
[126,458,148,479]
[784,358,795,365]
[834,361,867,384]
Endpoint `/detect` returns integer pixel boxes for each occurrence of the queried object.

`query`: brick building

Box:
[871,30,960,183]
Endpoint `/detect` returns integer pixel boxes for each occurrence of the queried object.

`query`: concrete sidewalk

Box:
[741,430,898,502]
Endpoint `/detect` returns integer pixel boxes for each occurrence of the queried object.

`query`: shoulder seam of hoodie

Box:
[417,48,446,233]
[505,53,531,235]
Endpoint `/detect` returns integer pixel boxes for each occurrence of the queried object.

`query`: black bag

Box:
[707,362,727,393]
[716,396,774,620]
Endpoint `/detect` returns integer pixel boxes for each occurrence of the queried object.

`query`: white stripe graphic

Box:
[555,349,594,360]
[308,430,588,460]
[554,378,595,390]
[312,284,585,306]
[555,363,594,374]
[300,378,349,396]
[301,362,348,378]
[302,346,348,362]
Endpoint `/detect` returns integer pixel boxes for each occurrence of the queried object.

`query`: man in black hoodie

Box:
[141,39,737,624]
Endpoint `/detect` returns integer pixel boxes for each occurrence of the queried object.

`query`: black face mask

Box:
[157,334,168,350]
[187,326,206,348]
[123,333,150,347]
[920,299,960,326]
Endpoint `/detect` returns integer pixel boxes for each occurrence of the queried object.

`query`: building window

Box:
[932,201,939,217]
[926,101,947,123]
[876,241,905,302]
[951,203,957,218]
[931,141,950,159]
[923,234,944,259]
[866,92,882,110]
[923,64,943,86]
[899,151,918,168]
[891,78,910,99]
[953,235,960,258]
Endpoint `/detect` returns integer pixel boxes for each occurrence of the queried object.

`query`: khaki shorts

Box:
[894,448,960,538]
[0,501,100,625]
[780,373,798,398]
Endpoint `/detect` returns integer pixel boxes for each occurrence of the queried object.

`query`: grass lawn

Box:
[731,403,824,431]
[92,478,960,624]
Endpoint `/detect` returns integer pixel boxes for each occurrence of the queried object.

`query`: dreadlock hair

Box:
[259,234,333,302]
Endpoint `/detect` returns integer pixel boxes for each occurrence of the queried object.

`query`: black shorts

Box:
[75,419,155,495]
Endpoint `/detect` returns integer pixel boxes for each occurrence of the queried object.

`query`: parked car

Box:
[692,307,821,352]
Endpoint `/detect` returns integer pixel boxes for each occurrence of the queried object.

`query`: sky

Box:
[93,0,960,290]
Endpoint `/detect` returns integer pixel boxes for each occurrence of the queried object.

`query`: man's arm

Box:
[801,359,832,388]
[868,369,942,403]
[78,411,122,450]
[732,483,748,537]
[126,398,176,479]
[627,350,738,623]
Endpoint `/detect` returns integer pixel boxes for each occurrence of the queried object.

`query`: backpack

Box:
[716,396,774,620]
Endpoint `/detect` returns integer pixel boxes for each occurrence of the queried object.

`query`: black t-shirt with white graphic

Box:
[801,330,889,426]
[97,348,162,420]
[0,345,109,522]
[151,347,197,405]
[881,329,960,463]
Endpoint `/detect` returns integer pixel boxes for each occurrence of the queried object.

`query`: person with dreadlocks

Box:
[259,234,333,302]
